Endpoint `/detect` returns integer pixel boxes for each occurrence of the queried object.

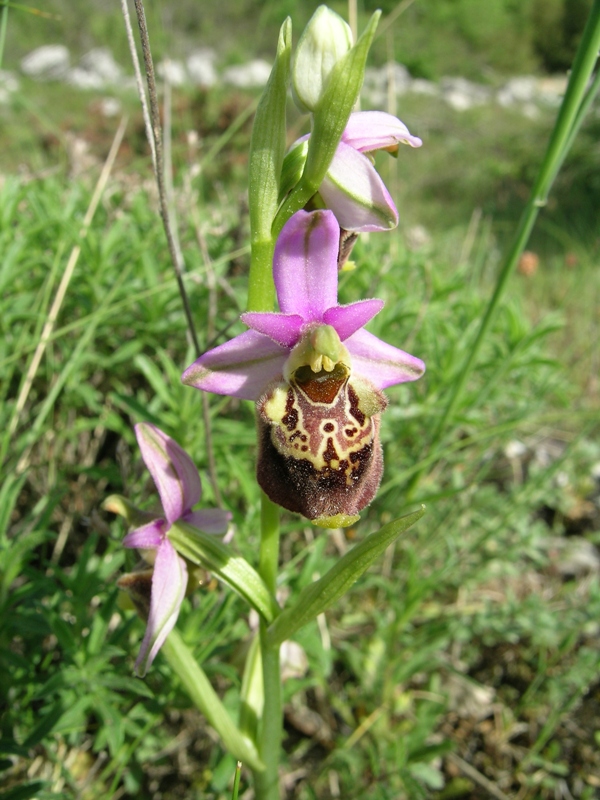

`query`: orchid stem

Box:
[258,493,281,595]
[252,493,282,798]
[248,240,277,312]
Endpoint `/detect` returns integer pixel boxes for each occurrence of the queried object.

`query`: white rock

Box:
[441,77,490,111]
[522,103,540,120]
[66,67,104,90]
[80,47,122,84]
[537,75,568,107]
[98,97,122,117]
[363,66,387,94]
[497,76,537,107]
[410,78,439,96]
[0,70,19,93]
[546,536,600,578]
[386,62,412,95]
[446,673,495,720]
[280,640,308,681]
[223,59,271,88]
[158,59,187,86]
[21,45,70,80]
[505,440,527,459]
[187,49,218,88]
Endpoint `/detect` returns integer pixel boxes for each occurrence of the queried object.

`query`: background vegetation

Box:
[1,1,599,798]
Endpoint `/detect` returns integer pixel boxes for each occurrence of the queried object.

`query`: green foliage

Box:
[3,165,598,795]
[2,11,600,793]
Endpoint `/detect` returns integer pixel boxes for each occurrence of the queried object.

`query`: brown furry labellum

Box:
[256,361,387,526]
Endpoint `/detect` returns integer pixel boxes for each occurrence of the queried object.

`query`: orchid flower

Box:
[182,210,425,525]
[121,423,231,676]
[283,111,422,233]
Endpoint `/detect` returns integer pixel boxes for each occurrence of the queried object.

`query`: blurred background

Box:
[1,1,599,798]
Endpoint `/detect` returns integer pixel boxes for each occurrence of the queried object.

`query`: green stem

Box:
[247,239,277,312]
[253,622,282,800]
[0,1,8,72]
[411,1,600,489]
[252,493,282,799]
[258,493,281,595]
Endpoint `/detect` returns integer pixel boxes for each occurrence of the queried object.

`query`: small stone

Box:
[223,59,271,88]
[497,76,537,107]
[410,78,439,96]
[21,45,70,80]
[441,77,490,111]
[79,48,123,84]
[157,59,187,87]
[66,67,104,91]
[187,49,218,88]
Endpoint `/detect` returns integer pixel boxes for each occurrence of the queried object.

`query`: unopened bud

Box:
[292,5,352,113]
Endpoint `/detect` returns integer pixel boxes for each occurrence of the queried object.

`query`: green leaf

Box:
[248,16,292,312]
[267,506,425,646]
[168,522,280,623]
[161,628,264,771]
[0,782,47,800]
[0,473,27,541]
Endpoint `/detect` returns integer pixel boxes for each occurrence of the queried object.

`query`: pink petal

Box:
[123,519,165,549]
[184,508,232,535]
[319,142,399,232]
[182,330,288,401]
[346,328,426,388]
[273,209,340,321]
[135,538,187,677]
[240,311,304,348]
[135,424,201,525]
[322,298,384,340]
[342,111,423,151]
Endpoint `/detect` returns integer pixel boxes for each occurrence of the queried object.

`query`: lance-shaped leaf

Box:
[248,16,292,311]
[161,628,264,771]
[168,521,280,623]
[266,506,425,646]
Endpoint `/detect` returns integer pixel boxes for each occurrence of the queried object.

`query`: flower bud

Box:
[292,5,353,113]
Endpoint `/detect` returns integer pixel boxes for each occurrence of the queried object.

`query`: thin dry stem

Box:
[376,0,417,39]
[193,222,224,506]
[129,0,201,357]
[447,753,512,800]
[120,0,156,171]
